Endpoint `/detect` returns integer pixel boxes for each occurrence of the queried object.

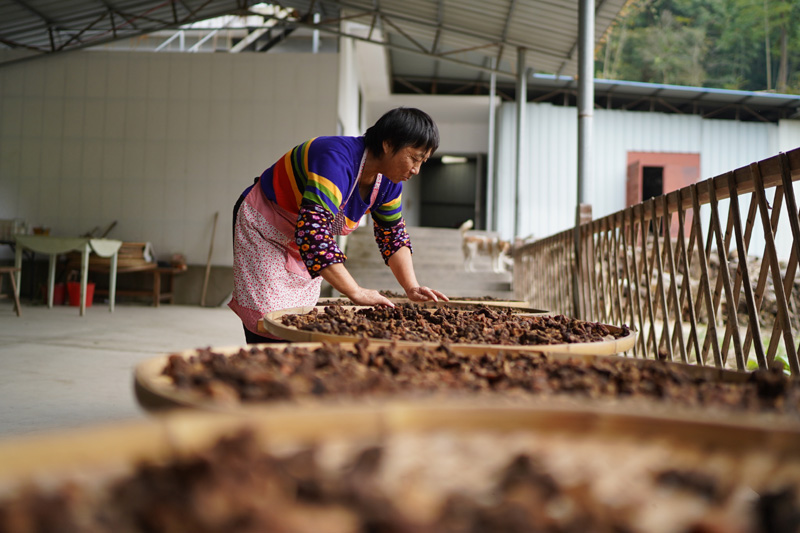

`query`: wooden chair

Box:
[0,266,22,316]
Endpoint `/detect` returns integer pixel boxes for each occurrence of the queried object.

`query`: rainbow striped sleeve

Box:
[265,137,353,216]
[371,184,404,226]
[299,139,354,216]
[268,140,309,211]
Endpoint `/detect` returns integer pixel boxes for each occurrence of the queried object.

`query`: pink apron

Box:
[229,155,382,336]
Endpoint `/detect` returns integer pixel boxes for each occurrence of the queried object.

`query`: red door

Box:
[626,152,700,238]
[626,160,641,208]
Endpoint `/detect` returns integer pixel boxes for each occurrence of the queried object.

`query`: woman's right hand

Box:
[347,287,395,307]
[318,263,394,307]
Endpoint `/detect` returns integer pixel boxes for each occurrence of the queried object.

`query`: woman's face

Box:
[379,141,431,184]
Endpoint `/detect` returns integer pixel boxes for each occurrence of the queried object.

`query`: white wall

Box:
[779,119,800,152]
[0,51,339,265]
[495,102,578,241]
[337,34,361,136]
[496,103,798,261]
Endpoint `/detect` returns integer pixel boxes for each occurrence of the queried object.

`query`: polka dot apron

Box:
[229,152,381,337]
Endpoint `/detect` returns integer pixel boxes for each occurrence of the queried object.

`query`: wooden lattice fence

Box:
[515,148,800,374]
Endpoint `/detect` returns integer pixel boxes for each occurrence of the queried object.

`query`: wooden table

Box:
[13,236,122,316]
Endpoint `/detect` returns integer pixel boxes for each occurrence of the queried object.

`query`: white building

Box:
[493,76,800,260]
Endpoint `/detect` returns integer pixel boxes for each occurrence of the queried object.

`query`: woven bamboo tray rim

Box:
[315,298,542,313]
[134,341,749,414]
[3,399,800,484]
[260,306,637,355]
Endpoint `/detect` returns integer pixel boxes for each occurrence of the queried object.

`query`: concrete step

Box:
[337,278,515,300]
[345,226,481,264]
[347,269,512,286]
[347,270,513,296]
[345,241,465,263]
[340,224,515,300]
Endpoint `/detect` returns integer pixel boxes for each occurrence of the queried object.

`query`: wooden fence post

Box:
[573,204,592,319]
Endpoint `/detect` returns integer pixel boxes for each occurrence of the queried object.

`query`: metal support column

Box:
[312,12,320,53]
[514,47,527,239]
[486,58,497,232]
[573,0,595,318]
[577,0,594,205]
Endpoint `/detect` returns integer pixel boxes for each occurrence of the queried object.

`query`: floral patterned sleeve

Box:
[296,202,345,278]
[373,217,412,265]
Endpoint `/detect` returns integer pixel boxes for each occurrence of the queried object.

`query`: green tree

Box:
[640,10,707,85]
[596,0,800,94]
[725,0,797,92]
[599,0,710,86]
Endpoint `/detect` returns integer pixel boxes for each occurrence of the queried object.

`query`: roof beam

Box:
[0,1,264,68]
[317,0,565,59]
[230,27,268,51]
[379,15,428,54]
[10,0,57,51]
[10,0,53,26]
[431,0,443,53]
[429,0,444,91]
[0,36,45,51]
[287,17,517,79]
[56,12,108,51]
[394,76,427,94]
[438,42,500,57]
[494,0,517,69]
[656,97,683,114]
[232,4,297,52]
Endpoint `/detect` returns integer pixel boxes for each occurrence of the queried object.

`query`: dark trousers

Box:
[243,325,284,344]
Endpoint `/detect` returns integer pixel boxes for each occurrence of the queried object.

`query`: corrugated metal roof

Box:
[0,0,628,83]
[528,74,800,122]
[335,0,628,78]
[0,1,253,55]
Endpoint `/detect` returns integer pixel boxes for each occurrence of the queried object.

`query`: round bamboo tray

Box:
[259,305,637,356]
[316,297,540,312]
[4,400,800,532]
[3,399,800,483]
[134,341,746,414]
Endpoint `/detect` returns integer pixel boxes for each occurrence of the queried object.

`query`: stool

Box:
[0,266,22,316]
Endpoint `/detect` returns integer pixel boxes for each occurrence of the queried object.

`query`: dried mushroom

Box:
[161,340,800,417]
[281,304,629,346]
[2,429,798,533]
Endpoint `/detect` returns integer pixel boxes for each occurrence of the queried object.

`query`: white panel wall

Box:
[779,119,800,152]
[496,102,794,262]
[495,103,579,241]
[0,51,339,265]
[337,36,361,136]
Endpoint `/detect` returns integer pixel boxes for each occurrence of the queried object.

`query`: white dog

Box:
[458,219,513,273]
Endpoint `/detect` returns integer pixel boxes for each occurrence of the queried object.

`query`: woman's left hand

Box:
[406,286,449,303]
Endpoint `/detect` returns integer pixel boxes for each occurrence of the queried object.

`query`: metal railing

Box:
[514,147,800,374]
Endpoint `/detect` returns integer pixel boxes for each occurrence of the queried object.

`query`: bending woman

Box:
[229,107,449,343]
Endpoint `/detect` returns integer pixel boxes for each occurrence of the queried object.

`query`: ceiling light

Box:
[441,155,468,164]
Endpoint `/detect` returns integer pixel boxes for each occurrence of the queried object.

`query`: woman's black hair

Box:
[363,107,439,157]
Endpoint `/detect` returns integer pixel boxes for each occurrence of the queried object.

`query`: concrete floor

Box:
[0,300,244,440]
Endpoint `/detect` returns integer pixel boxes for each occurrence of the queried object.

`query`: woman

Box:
[230,107,449,343]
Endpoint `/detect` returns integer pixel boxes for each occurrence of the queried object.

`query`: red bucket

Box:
[67,281,95,307]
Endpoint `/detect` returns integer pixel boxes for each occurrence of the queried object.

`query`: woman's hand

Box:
[406,286,449,303]
[347,287,395,307]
